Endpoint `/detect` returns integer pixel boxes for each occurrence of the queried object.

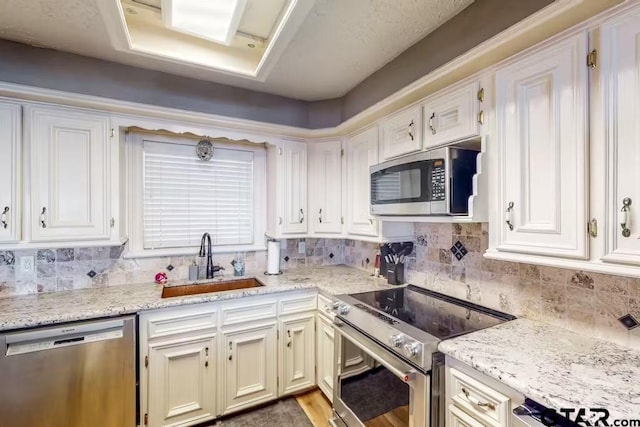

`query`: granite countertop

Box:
[0,265,393,332]
[438,318,640,422]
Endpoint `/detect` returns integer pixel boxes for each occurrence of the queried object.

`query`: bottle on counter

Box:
[188,259,199,281]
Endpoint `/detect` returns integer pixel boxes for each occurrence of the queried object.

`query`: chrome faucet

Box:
[199,233,223,279]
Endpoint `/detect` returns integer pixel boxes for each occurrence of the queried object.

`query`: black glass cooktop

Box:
[349,285,515,340]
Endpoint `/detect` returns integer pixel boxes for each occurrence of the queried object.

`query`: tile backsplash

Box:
[340,223,640,350]
[1,222,638,349]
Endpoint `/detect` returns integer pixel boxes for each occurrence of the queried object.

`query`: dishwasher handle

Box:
[5,318,126,356]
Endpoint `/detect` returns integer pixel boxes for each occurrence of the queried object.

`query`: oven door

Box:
[369,152,434,216]
[332,320,429,427]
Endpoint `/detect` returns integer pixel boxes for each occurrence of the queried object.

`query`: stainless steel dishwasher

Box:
[0,316,136,427]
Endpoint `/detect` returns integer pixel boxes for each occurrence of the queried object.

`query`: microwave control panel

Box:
[430,159,446,201]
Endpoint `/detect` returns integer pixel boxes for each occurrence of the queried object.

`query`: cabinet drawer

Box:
[279,292,317,315]
[449,367,510,426]
[448,404,486,427]
[221,299,278,327]
[145,306,217,339]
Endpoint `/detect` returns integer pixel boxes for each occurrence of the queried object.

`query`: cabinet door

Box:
[423,81,480,148]
[603,11,640,265]
[346,126,379,237]
[280,314,315,395]
[381,105,421,160]
[147,335,216,427]
[222,323,278,414]
[281,141,308,234]
[309,140,343,234]
[495,33,588,259]
[447,405,486,427]
[0,102,21,243]
[27,106,111,242]
[316,315,334,402]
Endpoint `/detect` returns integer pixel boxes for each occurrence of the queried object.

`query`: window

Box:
[127,131,266,257]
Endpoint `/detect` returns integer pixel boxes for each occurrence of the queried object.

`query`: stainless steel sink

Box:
[161,278,265,298]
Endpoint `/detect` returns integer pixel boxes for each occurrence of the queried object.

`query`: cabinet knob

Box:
[1,206,8,229]
[620,197,632,238]
[40,207,47,229]
[505,202,514,231]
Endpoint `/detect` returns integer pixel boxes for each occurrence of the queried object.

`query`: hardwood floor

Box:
[296,389,333,427]
[365,405,409,427]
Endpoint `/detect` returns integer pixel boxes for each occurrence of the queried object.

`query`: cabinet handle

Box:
[620,197,632,238]
[461,387,496,411]
[40,207,47,229]
[228,342,233,361]
[299,208,304,223]
[204,346,209,366]
[408,120,415,141]
[1,206,8,229]
[477,110,484,125]
[278,216,283,225]
[505,202,514,231]
[428,112,436,135]
[287,330,292,347]
[318,208,323,223]
[369,218,373,225]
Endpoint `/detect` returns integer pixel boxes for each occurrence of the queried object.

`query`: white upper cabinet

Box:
[26,105,112,242]
[308,140,343,235]
[423,81,482,149]
[0,102,21,243]
[602,8,640,265]
[346,126,379,237]
[271,140,308,235]
[381,105,421,160]
[494,33,589,259]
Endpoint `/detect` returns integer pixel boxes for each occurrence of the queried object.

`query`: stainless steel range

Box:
[330,285,515,427]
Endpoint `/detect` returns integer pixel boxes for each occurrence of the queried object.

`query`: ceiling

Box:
[0,0,473,101]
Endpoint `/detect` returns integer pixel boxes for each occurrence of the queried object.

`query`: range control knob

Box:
[338,304,350,315]
[389,333,405,348]
[403,341,421,358]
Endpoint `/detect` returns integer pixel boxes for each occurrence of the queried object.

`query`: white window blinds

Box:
[143,139,254,249]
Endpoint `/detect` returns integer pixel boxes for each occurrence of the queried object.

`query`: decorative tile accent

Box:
[618,314,639,330]
[166,264,174,271]
[329,253,334,259]
[450,240,468,261]
[0,251,15,266]
[86,270,97,278]
[284,256,290,262]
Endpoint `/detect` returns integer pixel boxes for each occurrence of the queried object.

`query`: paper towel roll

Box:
[266,240,281,274]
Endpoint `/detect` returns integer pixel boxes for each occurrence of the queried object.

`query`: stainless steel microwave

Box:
[370,147,479,216]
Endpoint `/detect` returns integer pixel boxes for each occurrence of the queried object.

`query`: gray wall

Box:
[0,39,311,128]
[0,0,551,129]
[341,0,554,120]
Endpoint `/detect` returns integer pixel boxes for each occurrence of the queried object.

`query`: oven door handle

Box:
[333,320,418,383]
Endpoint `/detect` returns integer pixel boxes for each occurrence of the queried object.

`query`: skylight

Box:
[161,0,248,45]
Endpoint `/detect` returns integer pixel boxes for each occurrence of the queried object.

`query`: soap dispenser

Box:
[188,259,199,281]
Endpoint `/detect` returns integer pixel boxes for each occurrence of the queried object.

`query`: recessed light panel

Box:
[162,0,248,45]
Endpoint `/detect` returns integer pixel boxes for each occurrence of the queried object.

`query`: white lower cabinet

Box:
[446,357,522,427]
[222,322,278,414]
[147,335,217,427]
[279,313,316,395]
[141,291,322,427]
[316,314,335,401]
